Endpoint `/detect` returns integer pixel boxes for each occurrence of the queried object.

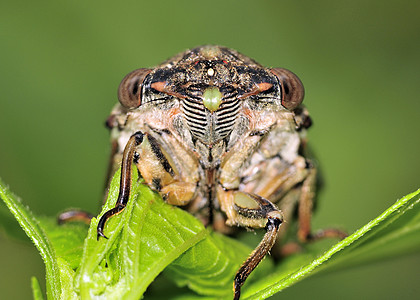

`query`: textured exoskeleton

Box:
[94,46,345,299]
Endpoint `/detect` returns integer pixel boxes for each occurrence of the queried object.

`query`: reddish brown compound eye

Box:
[118,68,152,108]
[270,68,304,110]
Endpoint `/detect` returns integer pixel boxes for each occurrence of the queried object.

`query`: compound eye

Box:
[118,68,152,108]
[270,68,304,110]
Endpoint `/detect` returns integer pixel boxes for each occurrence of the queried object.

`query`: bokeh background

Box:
[1,0,419,299]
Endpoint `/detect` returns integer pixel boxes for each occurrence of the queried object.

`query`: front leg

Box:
[97,131,144,239]
[97,131,198,239]
[218,188,283,300]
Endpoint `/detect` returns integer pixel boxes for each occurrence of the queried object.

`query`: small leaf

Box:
[57,257,78,299]
[31,277,44,300]
[0,177,61,300]
[40,217,88,269]
[165,232,273,297]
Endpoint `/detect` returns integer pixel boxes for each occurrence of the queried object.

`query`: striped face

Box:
[117,45,304,147]
[144,46,282,145]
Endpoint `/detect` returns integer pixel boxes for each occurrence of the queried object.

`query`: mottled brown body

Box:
[94,46,345,299]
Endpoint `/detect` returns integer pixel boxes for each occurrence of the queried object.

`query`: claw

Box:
[97,229,109,241]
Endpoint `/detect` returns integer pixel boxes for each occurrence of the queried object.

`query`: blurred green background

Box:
[1,0,419,299]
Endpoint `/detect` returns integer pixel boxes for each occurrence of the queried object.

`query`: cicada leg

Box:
[297,166,347,242]
[243,153,346,242]
[218,188,283,300]
[97,131,144,240]
[57,210,94,225]
[97,130,198,240]
[267,163,346,257]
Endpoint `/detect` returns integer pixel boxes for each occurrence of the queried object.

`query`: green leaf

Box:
[0,178,61,300]
[31,277,44,300]
[165,231,273,297]
[75,168,208,299]
[57,258,78,299]
[40,217,88,269]
[2,168,420,300]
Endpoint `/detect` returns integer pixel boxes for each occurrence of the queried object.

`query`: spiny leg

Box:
[218,189,283,300]
[297,166,347,242]
[97,131,144,240]
[234,210,282,300]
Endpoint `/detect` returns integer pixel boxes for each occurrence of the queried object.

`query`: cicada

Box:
[90,45,344,299]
